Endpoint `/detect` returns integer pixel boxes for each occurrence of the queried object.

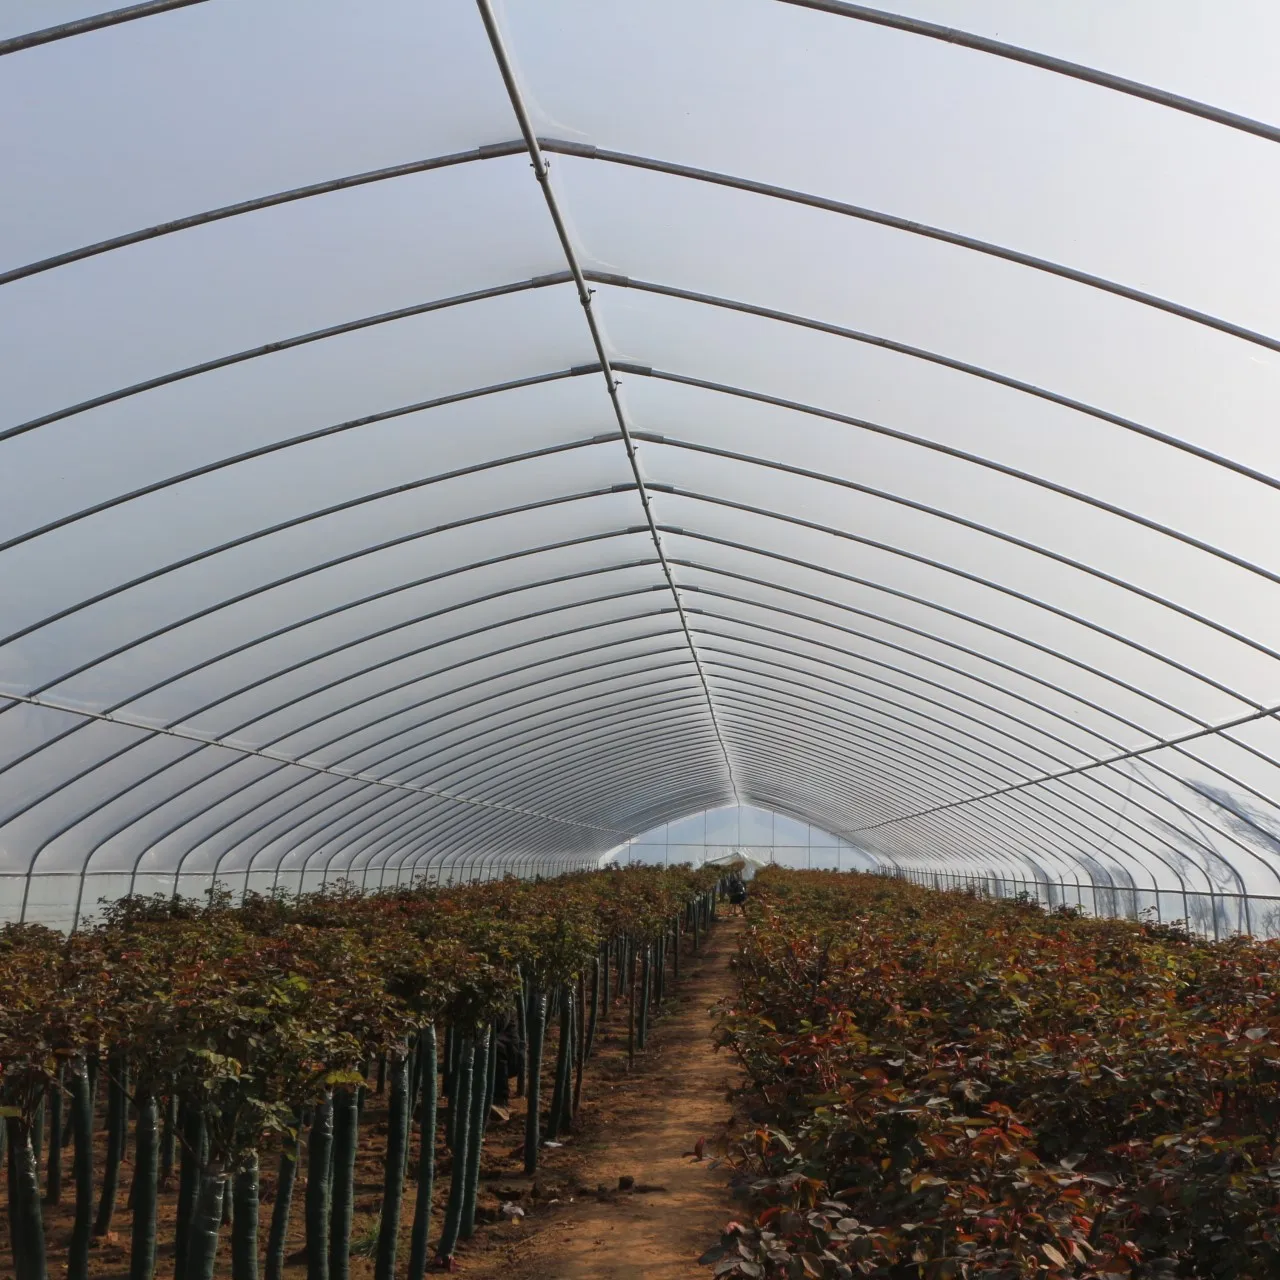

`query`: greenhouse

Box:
[7,5,1280,1278]
[6,1,1280,938]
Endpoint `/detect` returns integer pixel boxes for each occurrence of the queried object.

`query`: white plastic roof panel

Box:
[5,0,1280,933]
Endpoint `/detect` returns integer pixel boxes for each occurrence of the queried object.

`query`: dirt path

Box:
[459,916,746,1279]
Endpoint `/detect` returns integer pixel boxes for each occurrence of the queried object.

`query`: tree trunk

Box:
[45,1070,62,1207]
[184,1165,226,1280]
[68,1063,93,1280]
[627,942,637,1068]
[161,1095,178,1181]
[175,1104,207,1280]
[522,993,546,1176]
[406,1024,437,1280]
[601,943,610,1020]
[586,957,600,1059]
[6,1117,48,1280]
[328,1089,358,1280]
[460,1030,491,1239]
[513,983,527,1098]
[547,987,571,1141]
[94,1051,128,1237]
[231,1154,259,1280]
[435,1035,473,1264]
[373,1052,410,1280]
[573,973,586,1117]
[129,1092,159,1280]
[30,1097,44,1191]
[264,1125,301,1280]
[304,1094,333,1280]
[638,945,652,1050]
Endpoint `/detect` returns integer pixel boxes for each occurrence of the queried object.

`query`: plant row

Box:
[0,864,725,1280]
[708,869,1280,1280]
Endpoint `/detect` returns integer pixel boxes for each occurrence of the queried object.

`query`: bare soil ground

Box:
[459,915,746,1279]
[2,916,744,1278]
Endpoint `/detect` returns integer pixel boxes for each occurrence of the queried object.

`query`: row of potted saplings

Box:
[1,885,721,1280]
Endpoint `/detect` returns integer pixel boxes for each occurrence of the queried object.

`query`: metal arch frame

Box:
[5,497,654,880]
[696,603,1204,829]
[639,433,1280,691]
[0,140,524,292]
[543,140,1280,359]
[587,274,1280,501]
[311,706,721,885]
[430,747,747,849]
[13,264,1280,565]
[7,368,1269,880]
[666,536,1280,828]
[34,651,697,917]
[32,628,695,920]
[701,629,1218,870]
[7,325,1249,773]
[0,274,575,449]
[0,491,649,777]
[626,380,1280,604]
[697,614,1105,780]
[15,494,1274,906]
[112,535,655,721]
[711,680,1172,901]
[700,652,1189,893]
[658,490,1254,715]
[71,620,693,896]
[172,373,1280,875]
[474,0,739,802]
[212,606,686,765]
[343,688,712,832]
[449,691,952,823]
[677,564,1157,751]
[698,632,1256,895]
[772,1,1280,147]
[225,689,711,889]
[711,682,1184,897]
[695,628,1267,894]
[373,733,724,885]
[112,560,669,747]
[2,202,1269,691]
[0,503,654,835]
[8,503,671,900]
[325,655,703,791]
[6,258,1277,578]
[7,340,1269,762]
[424,645,1024,799]
[300,773,611,892]
[309,693,711,887]
[0,1,208,57]
[678,579,1208,890]
[20,627,1244,916]
[149,581,676,761]
[2,47,1280,901]
[56,641,701,914]
[361,674,709,789]
[387,765,728,891]
[399,771,732,888]
[305,686,710,869]
[476,709,998,858]
[685,581,1280,895]
[6,129,1280,371]
[708,703,1075,884]
[0,435,629,652]
[10,384,1239,762]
